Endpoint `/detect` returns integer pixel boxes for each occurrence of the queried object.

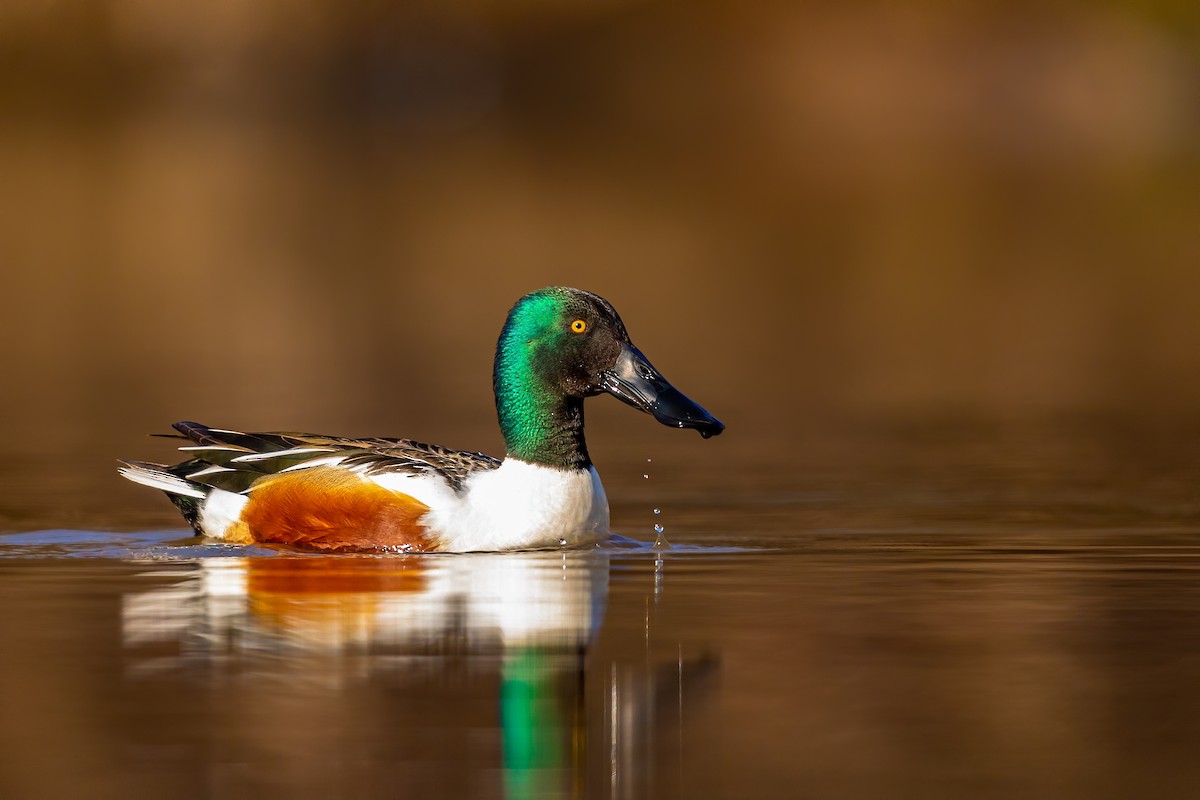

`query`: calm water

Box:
[2,422,1200,800]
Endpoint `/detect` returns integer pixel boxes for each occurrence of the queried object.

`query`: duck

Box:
[118,286,724,553]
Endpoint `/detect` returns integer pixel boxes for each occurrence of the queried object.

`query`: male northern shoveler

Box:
[118,287,724,553]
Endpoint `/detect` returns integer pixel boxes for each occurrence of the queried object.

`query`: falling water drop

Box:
[647,459,669,549]
[558,538,567,547]
[653,518,669,550]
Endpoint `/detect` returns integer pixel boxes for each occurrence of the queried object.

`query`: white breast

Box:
[420,459,611,552]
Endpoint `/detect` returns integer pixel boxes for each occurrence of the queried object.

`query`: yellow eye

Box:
[570,319,587,334]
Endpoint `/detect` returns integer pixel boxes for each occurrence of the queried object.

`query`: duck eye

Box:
[570,319,587,334]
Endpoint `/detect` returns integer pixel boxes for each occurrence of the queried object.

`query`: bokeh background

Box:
[1,0,1198,529]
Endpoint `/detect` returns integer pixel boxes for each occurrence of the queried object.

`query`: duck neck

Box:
[494,367,591,471]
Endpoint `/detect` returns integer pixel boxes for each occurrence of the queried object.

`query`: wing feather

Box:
[164,421,500,495]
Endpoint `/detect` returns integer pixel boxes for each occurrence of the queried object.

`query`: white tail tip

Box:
[118,461,207,499]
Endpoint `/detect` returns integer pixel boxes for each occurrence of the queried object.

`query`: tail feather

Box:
[117,460,207,499]
[118,460,208,534]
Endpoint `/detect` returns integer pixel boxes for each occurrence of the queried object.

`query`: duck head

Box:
[494,287,724,467]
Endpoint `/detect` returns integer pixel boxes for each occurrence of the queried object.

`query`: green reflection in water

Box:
[501,647,566,799]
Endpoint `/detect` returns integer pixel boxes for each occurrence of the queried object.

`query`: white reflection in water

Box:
[122,551,608,656]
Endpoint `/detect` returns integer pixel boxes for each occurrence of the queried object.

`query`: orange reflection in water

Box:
[243,556,431,641]
[246,555,429,596]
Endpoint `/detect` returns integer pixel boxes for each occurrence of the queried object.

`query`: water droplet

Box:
[558,538,567,546]
[653,508,661,515]
[654,523,664,534]
[642,473,649,480]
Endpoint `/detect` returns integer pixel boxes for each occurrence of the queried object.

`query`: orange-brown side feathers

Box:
[240,468,432,553]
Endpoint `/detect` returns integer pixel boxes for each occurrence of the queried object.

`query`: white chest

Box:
[421,460,611,552]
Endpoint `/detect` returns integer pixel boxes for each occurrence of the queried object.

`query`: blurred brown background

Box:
[0,0,1198,527]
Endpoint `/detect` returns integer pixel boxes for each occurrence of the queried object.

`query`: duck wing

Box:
[162,420,500,495]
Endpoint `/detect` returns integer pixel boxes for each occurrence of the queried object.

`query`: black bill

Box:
[600,343,725,438]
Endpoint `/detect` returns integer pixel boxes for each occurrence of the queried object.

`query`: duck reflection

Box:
[122,552,606,798]
[119,550,715,799]
[123,551,607,657]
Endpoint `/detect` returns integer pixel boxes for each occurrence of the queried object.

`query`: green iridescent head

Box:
[493,287,724,468]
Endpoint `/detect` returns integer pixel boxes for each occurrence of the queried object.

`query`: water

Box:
[2,420,1200,799]
[3,530,1198,799]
